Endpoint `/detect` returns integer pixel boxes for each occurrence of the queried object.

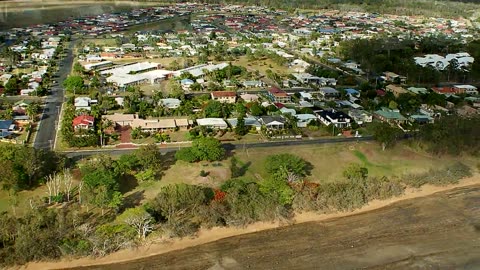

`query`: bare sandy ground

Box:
[18,174,480,270]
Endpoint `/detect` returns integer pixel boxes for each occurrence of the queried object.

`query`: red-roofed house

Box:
[267,87,291,103]
[211,91,237,104]
[72,115,95,130]
[431,87,458,95]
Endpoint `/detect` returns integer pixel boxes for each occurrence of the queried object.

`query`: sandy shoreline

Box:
[19,175,480,270]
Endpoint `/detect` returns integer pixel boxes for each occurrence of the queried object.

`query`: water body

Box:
[0,2,150,30]
[76,185,480,270]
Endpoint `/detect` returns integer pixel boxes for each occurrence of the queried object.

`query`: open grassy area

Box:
[233,55,291,77]
[232,142,465,183]
[82,38,118,47]
[123,141,469,205]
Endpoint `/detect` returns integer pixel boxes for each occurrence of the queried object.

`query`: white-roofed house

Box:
[196,118,228,129]
[295,114,318,128]
[160,98,182,109]
[454,85,478,95]
[227,117,262,131]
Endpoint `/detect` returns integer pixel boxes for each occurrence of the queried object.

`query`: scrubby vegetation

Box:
[0,143,473,267]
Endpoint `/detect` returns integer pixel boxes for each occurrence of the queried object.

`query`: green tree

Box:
[4,77,18,95]
[259,177,294,205]
[343,163,369,181]
[371,122,402,151]
[265,154,310,179]
[235,116,248,136]
[192,137,225,162]
[151,184,212,236]
[249,102,264,116]
[63,75,84,93]
[25,103,41,121]
[175,147,198,163]
[134,144,162,173]
[73,62,85,74]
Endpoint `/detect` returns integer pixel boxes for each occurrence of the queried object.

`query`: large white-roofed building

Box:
[100,62,173,88]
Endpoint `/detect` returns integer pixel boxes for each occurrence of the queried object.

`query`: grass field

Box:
[124,142,469,204]
[82,38,118,47]
[233,56,291,77]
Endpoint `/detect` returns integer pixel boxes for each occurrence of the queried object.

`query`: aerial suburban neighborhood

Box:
[0,2,478,150]
[0,1,479,269]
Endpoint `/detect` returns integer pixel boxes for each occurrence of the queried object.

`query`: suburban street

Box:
[33,40,75,149]
[64,136,373,159]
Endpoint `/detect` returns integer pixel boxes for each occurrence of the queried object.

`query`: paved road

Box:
[33,40,74,149]
[64,136,373,159]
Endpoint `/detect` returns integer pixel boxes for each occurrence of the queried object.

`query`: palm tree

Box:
[26,103,41,121]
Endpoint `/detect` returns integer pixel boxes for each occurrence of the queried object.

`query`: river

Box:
[0,1,153,30]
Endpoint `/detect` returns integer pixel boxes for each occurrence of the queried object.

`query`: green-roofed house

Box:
[374,107,407,124]
[407,87,429,95]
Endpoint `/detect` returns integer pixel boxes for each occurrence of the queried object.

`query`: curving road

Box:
[33,40,74,149]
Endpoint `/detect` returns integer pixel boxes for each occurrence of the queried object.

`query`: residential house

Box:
[295,114,317,128]
[383,72,406,84]
[316,109,352,128]
[227,117,262,131]
[180,79,195,90]
[299,91,313,100]
[174,118,192,130]
[409,114,434,124]
[374,107,407,124]
[103,113,138,127]
[317,87,339,99]
[431,86,458,95]
[242,80,264,88]
[13,99,33,111]
[240,93,259,102]
[267,87,291,103]
[72,115,95,130]
[292,73,322,85]
[348,109,373,125]
[74,97,97,111]
[84,61,113,71]
[289,59,311,72]
[131,118,177,133]
[259,116,286,129]
[280,107,296,115]
[196,118,228,129]
[211,91,237,104]
[345,88,360,98]
[0,120,15,132]
[160,98,181,109]
[407,87,428,95]
[453,85,478,95]
[386,84,408,97]
[456,105,478,117]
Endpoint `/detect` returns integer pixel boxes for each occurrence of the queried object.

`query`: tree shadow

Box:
[304,161,314,176]
[162,152,176,171]
[118,174,138,194]
[121,190,145,209]
[230,157,251,178]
